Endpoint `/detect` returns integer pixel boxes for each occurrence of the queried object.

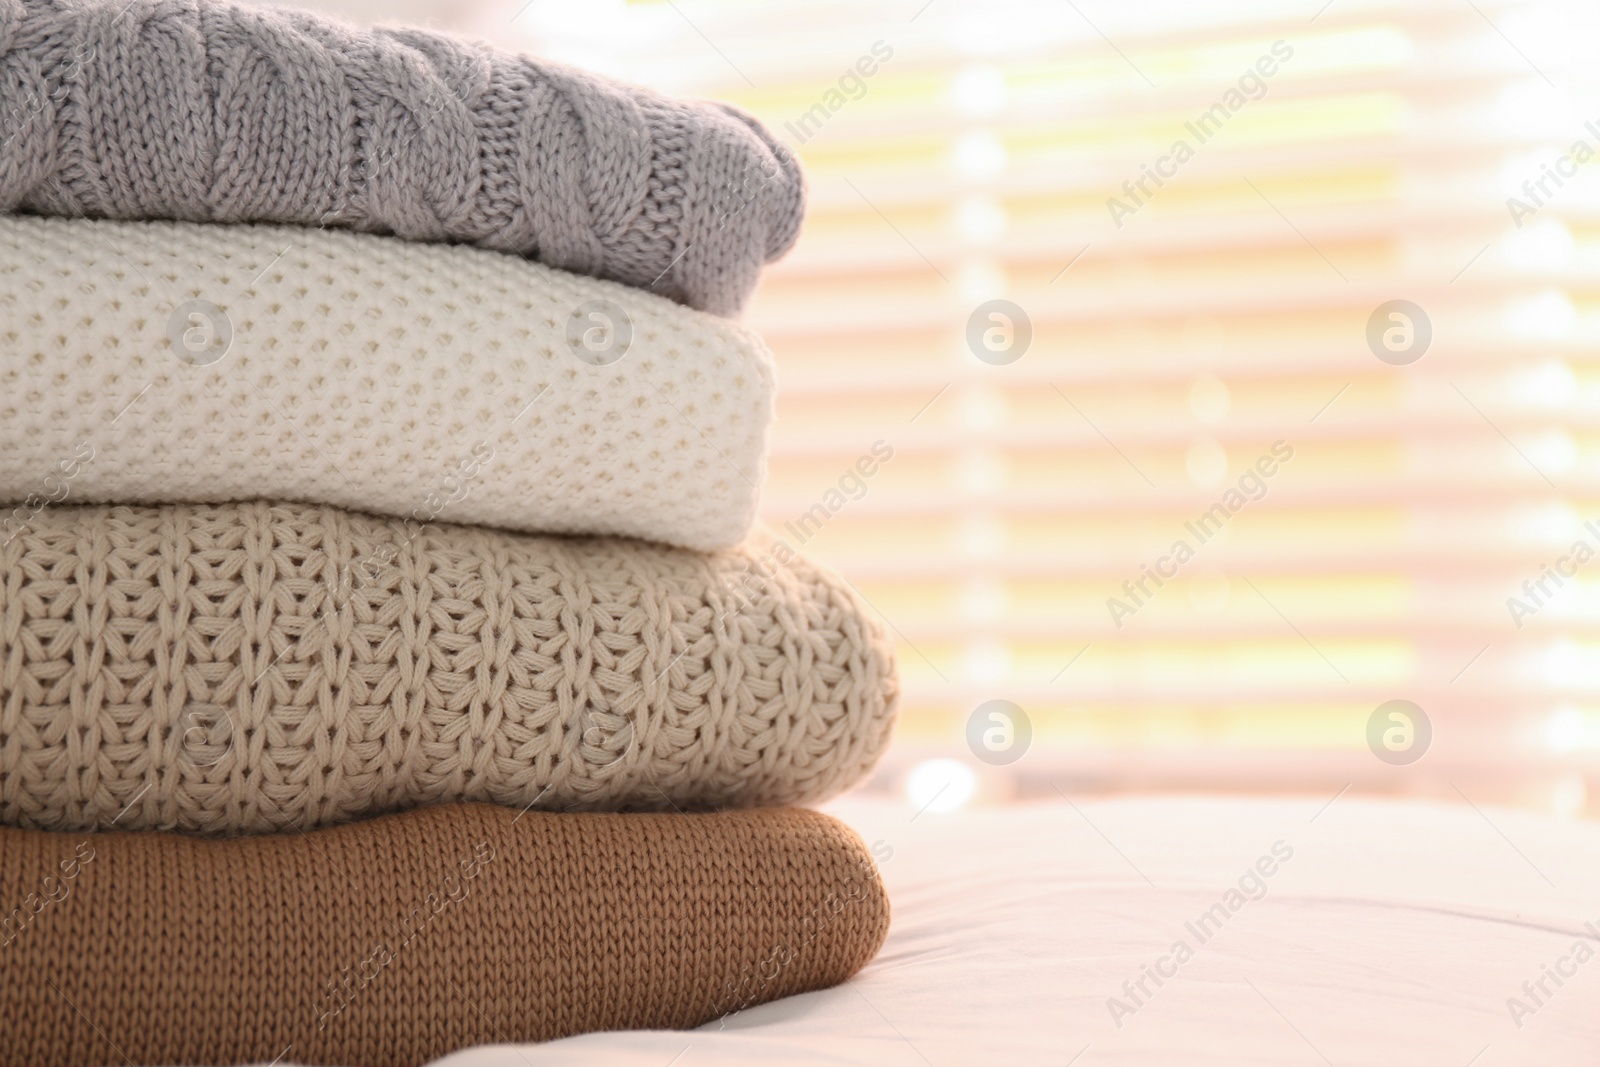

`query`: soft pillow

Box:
[0,501,899,835]
[0,214,774,551]
[0,0,804,315]
[0,802,890,1067]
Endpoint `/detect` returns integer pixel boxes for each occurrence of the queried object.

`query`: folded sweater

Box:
[0,214,773,551]
[0,802,891,1067]
[0,501,899,835]
[0,0,804,315]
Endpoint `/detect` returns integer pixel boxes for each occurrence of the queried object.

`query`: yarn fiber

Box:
[0,501,900,836]
[0,802,891,1067]
[0,0,805,315]
[0,214,775,552]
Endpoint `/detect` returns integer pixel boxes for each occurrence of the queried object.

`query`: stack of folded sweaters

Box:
[0,1,899,1064]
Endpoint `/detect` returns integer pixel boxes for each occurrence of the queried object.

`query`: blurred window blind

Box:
[534,0,1600,810]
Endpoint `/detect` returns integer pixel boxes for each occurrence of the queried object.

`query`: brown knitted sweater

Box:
[0,803,890,1067]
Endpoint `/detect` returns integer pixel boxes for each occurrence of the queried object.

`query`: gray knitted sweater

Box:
[0,0,804,315]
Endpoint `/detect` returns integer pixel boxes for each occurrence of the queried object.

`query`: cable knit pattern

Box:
[0,802,891,1067]
[0,501,900,835]
[0,214,775,552]
[0,0,804,314]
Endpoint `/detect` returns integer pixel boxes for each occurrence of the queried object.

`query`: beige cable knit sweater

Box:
[0,501,900,835]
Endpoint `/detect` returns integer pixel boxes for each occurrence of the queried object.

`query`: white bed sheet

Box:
[428,793,1600,1067]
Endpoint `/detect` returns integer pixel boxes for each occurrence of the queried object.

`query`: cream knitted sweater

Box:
[0,215,774,551]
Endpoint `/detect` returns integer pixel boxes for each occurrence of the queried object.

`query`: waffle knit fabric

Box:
[0,501,900,835]
[0,0,804,315]
[0,214,775,552]
[0,802,891,1067]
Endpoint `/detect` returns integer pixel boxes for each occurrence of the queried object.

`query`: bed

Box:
[432,794,1600,1066]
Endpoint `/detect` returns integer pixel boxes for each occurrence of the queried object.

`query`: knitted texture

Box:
[0,802,891,1067]
[0,214,775,552]
[0,0,804,315]
[0,501,900,835]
